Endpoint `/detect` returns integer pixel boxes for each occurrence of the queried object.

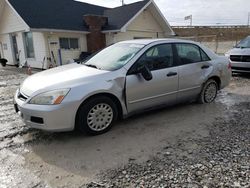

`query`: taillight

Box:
[228,61,232,69]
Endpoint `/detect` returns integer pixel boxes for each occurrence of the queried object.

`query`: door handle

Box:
[201,65,210,69]
[167,72,177,77]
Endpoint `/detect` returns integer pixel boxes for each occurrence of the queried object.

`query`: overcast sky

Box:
[78,0,250,26]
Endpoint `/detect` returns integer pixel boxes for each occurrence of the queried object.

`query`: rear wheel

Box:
[198,79,218,104]
[76,96,118,135]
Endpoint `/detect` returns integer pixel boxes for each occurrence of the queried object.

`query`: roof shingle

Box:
[8,0,150,32]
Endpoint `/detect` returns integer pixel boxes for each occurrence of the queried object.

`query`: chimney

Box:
[84,15,108,53]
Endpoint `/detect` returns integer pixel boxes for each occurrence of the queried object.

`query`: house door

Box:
[11,34,19,64]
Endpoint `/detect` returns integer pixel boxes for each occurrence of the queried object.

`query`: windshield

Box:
[236,36,250,48]
[84,43,145,71]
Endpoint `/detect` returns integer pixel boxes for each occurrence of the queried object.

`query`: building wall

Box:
[173,26,250,42]
[0,1,28,34]
[22,31,88,68]
[106,8,166,45]
[23,32,48,69]
[43,32,87,67]
[0,1,88,68]
[0,1,29,65]
[16,32,25,65]
[127,8,164,34]
[172,26,250,54]
[0,34,14,64]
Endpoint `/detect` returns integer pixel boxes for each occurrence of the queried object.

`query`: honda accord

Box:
[14,39,231,135]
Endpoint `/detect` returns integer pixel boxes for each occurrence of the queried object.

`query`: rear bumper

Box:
[14,90,78,132]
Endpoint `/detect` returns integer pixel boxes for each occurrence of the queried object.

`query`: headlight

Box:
[29,89,70,105]
[225,53,230,57]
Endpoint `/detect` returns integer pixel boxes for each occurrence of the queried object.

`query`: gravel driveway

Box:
[0,66,249,188]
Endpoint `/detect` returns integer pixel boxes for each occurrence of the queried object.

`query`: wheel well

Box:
[208,76,221,89]
[77,93,123,120]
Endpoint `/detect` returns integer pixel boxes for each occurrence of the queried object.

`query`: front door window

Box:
[137,44,174,71]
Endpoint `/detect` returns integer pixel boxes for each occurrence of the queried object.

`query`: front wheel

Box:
[198,79,218,104]
[76,96,118,135]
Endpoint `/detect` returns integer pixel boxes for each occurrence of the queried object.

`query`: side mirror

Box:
[138,65,152,81]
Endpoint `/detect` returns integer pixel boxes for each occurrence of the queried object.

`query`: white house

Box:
[0,0,175,69]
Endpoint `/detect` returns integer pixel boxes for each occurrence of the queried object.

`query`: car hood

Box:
[226,48,250,55]
[20,64,109,96]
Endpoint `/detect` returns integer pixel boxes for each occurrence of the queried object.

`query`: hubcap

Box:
[87,103,113,132]
[204,83,217,103]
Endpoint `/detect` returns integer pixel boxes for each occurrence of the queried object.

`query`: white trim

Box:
[0,42,4,58]
[0,0,5,19]
[127,29,164,33]
[0,29,26,35]
[102,29,121,33]
[5,0,30,30]
[151,1,175,35]
[120,0,153,32]
[30,28,90,34]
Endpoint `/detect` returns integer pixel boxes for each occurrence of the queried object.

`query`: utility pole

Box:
[121,0,125,6]
[248,12,250,27]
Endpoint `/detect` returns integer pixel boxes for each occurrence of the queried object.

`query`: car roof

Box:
[118,38,199,45]
[118,38,218,60]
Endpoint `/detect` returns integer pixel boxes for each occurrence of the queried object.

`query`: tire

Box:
[198,79,218,104]
[76,96,118,135]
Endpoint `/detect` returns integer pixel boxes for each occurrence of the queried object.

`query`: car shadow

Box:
[25,99,226,180]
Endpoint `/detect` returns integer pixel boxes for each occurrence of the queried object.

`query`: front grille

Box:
[230,55,250,62]
[18,91,28,101]
[232,67,250,71]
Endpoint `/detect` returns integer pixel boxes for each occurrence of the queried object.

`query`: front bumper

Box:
[14,90,78,132]
[231,61,250,73]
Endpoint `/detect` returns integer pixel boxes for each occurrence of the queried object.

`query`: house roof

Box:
[103,0,150,31]
[7,0,170,33]
[8,0,106,31]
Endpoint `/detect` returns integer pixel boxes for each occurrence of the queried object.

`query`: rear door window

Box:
[200,49,210,61]
[175,43,202,65]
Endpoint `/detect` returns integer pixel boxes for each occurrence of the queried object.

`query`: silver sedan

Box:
[14,39,231,135]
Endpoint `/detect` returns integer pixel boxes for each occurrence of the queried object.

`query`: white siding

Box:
[25,32,48,69]
[106,8,166,45]
[16,32,25,65]
[44,32,87,66]
[0,1,29,65]
[0,0,5,19]
[0,2,28,34]
[127,9,164,33]
[0,34,14,64]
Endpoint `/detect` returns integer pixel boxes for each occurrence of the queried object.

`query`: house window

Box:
[24,32,35,58]
[59,38,79,50]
